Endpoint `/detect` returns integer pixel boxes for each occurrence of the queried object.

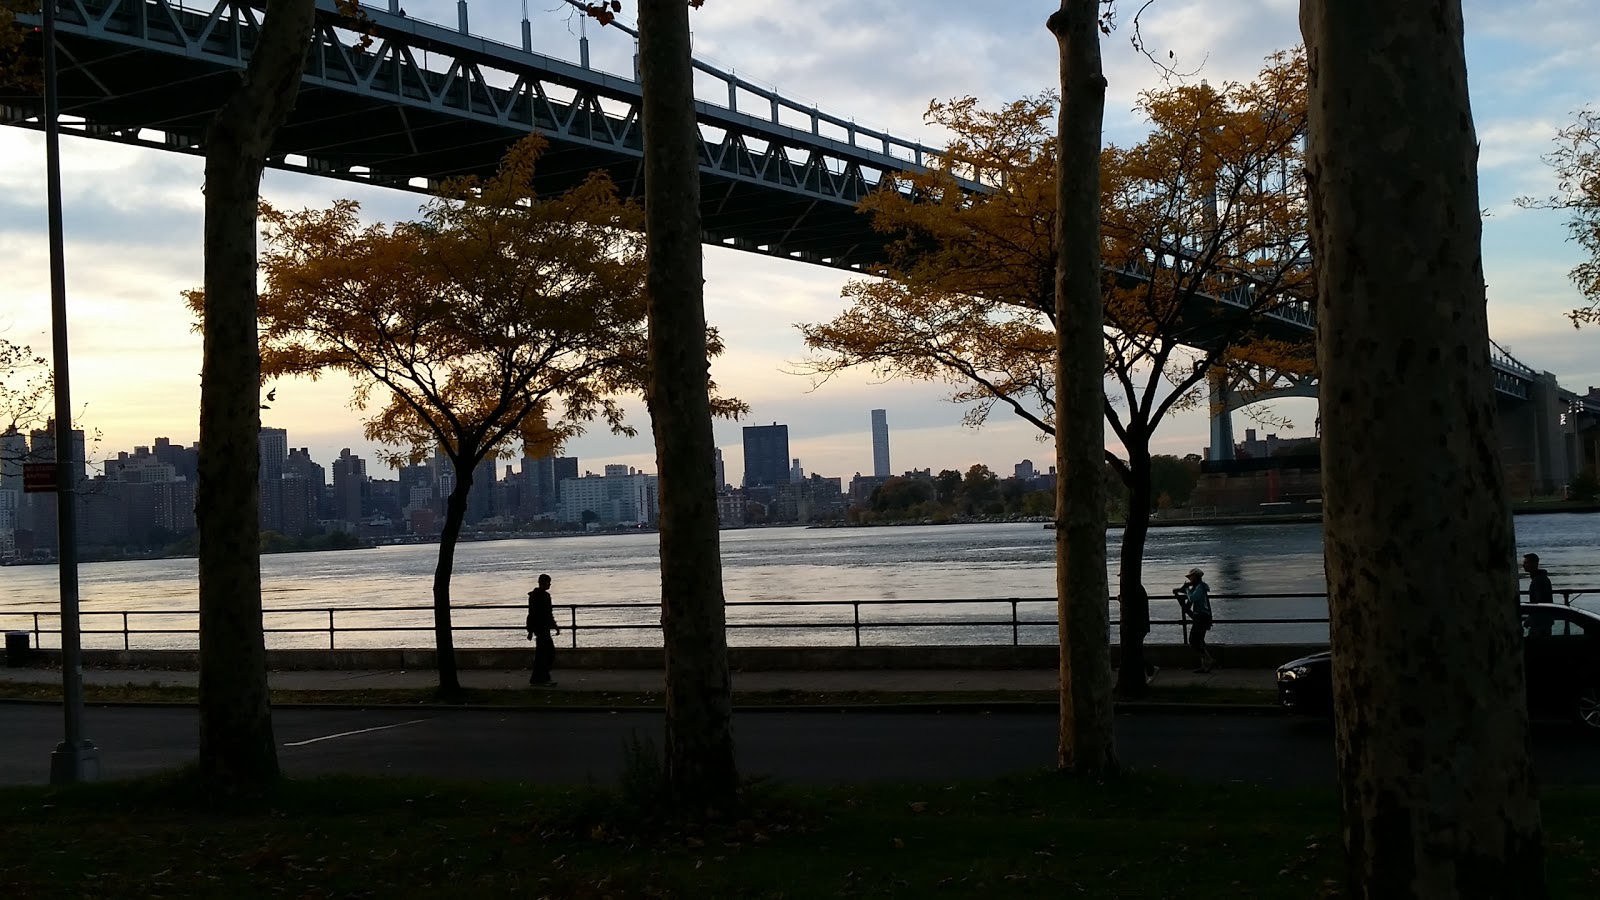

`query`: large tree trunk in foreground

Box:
[1047,0,1116,774]
[1301,1,1546,895]
[431,468,471,698]
[637,0,738,805]
[196,0,316,791]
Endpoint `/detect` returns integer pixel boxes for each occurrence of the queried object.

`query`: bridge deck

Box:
[0,0,1564,403]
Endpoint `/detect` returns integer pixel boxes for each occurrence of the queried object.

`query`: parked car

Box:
[1276,603,1600,732]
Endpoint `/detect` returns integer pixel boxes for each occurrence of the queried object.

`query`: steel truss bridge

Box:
[3,0,1596,464]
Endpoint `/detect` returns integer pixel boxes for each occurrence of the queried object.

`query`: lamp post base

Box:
[50,740,100,784]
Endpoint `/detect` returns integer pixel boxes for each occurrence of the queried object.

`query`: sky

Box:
[2,0,1597,487]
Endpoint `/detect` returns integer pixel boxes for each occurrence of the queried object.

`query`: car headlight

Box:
[1277,665,1311,681]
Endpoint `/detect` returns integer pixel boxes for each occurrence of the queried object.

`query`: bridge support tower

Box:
[1496,371,1577,498]
[1207,368,1236,462]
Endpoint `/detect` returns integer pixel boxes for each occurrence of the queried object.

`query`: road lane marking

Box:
[283,718,428,747]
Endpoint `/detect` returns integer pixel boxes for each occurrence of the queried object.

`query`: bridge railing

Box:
[3,590,1592,652]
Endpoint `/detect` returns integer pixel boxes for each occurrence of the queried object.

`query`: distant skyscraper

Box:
[871,409,890,477]
[789,458,805,483]
[554,456,579,499]
[742,423,789,488]
[0,427,25,495]
[465,455,498,524]
[331,448,367,524]
[713,448,726,491]
[259,427,288,482]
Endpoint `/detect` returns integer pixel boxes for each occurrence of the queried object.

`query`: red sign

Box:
[22,463,57,494]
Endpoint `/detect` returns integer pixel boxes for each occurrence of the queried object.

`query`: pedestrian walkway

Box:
[0,665,1274,694]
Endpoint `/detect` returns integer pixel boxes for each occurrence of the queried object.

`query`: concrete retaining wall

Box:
[10,643,1324,672]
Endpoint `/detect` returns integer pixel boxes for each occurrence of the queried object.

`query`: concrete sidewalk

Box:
[0,664,1274,694]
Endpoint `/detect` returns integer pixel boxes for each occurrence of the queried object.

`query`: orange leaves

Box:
[585,1,706,27]
[188,135,660,468]
[800,49,1312,447]
[584,2,623,26]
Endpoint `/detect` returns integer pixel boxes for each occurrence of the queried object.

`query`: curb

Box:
[0,696,1287,717]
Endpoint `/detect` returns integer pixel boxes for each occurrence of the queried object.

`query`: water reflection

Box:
[2,514,1595,650]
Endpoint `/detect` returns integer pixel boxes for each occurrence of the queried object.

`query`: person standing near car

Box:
[526,573,560,686]
[1175,567,1216,673]
[1522,553,1554,605]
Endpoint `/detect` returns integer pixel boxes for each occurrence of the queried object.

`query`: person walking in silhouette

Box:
[1522,553,1554,605]
[526,573,560,686]
[1175,567,1216,673]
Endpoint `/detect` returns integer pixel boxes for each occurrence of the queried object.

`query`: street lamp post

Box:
[42,0,99,784]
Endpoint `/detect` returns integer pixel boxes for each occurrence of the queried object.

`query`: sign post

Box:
[42,0,98,784]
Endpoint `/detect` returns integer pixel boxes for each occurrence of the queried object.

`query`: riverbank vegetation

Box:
[1,771,1595,897]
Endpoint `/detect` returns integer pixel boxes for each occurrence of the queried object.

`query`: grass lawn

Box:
[1,770,1594,898]
[0,681,1279,708]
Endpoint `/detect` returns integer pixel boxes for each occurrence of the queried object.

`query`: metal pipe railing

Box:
[1,590,1591,652]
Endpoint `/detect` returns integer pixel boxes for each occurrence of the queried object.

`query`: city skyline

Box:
[80,421,1075,489]
[1,1,1595,486]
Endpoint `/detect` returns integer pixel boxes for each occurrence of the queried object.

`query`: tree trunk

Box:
[196,0,316,791]
[1115,449,1153,698]
[431,466,471,698]
[1300,1,1547,895]
[636,0,737,804]
[1047,0,1116,774]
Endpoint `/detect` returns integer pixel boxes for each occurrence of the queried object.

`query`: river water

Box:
[2,515,1596,650]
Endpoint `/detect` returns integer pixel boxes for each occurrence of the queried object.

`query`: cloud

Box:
[3,0,1594,485]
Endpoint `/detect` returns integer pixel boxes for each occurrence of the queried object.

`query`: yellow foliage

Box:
[186,135,740,472]
[800,50,1314,453]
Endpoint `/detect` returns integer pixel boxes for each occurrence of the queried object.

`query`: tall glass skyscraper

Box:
[742,423,790,488]
[871,409,890,478]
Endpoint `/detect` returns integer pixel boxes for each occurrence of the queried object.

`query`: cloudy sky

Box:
[2,0,1596,486]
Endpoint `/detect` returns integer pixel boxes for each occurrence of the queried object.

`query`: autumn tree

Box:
[191,136,727,699]
[800,51,1312,698]
[1301,1,1546,894]
[195,0,318,791]
[1518,107,1600,327]
[634,0,740,807]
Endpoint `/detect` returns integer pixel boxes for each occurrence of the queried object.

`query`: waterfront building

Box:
[1235,428,1317,460]
[716,488,745,527]
[714,447,726,491]
[741,422,789,488]
[848,473,889,507]
[258,427,288,482]
[871,409,890,478]
[519,453,579,520]
[1015,459,1035,481]
[465,455,498,524]
[559,468,659,527]
[770,474,845,523]
[0,487,18,561]
[0,427,25,496]
[26,420,87,552]
[789,458,805,483]
[151,437,198,482]
[331,448,367,526]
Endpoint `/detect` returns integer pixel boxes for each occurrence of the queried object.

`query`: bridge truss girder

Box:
[2,0,941,270]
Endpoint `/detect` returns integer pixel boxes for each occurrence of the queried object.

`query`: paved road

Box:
[0,705,1593,788]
